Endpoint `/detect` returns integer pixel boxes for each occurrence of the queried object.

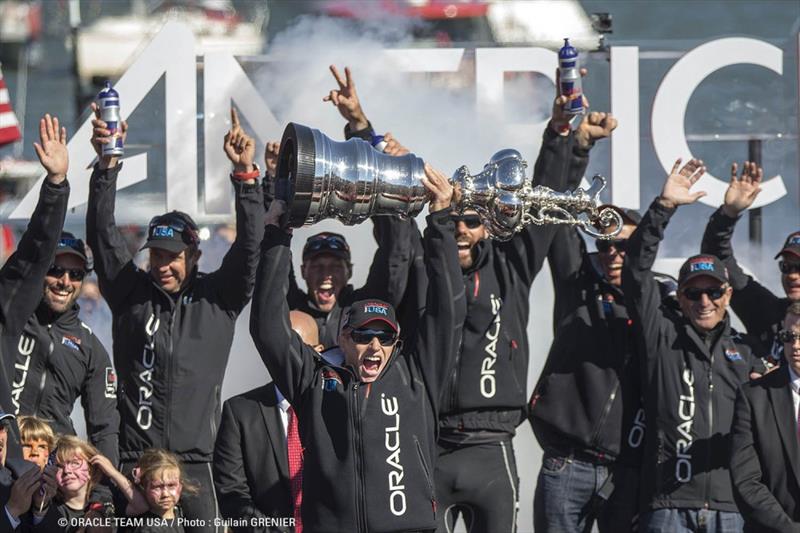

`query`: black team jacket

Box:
[87,163,264,463]
[250,210,465,533]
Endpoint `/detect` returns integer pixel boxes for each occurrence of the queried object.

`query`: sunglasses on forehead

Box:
[451,214,482,229]
[47,265,86,282]
[681,286,727,302]
[596,239,628,253]
[778,330,800,343]
[349,327,397,346]
[306,234,349,253]
[779,261,800,275]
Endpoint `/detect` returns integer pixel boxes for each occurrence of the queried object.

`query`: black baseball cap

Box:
[140,211,199,254]
[774,231,800,260]
[343,299,399,333]
[597,204,642,226]
[302,232,351,262]
[0,410,15,427]
[678,254,729,287]
[55,232,90,267]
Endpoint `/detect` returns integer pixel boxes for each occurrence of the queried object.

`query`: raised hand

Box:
[722,161,763,217]
[575,110,617,149]
[421,163,455,213]
[5,466,39,519]
[264,140,280,179]
[323,65,369,131]
[550,68,588,134]
[33,114,68,184]
[223,107,256,175]
[90,102,128,170]
[382,132,409,156]
[658,158,707,209]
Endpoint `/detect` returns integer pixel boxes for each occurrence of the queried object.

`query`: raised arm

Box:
[415,165,466,402]
[623,159,707,356]
[730,386,800,533]
[211,108,265,313]
[81,335,120,466]
[85,105,140,312]
[250,203,320,407]
[0,115,69,336]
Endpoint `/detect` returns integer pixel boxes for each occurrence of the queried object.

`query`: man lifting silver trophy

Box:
[274,122,622,240]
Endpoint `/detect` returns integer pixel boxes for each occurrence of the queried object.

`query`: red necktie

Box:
[287,406,304,533]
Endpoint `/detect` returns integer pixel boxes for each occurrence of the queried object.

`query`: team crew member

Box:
[622,158,766,532]
[0,114,70,458]
[86,107,264,532]
[250,164,465,532]
[730,302,800,532]
[9,232,119,464]
[213,310,322,533]
[701,161,798,362]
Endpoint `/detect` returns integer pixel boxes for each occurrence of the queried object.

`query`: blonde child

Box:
[18,415,56,470]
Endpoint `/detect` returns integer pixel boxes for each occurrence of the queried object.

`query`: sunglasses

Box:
[148,215,198,243]
[349,327,397,346]
[596,239,628,253]
[777,330,800,343]
[451,214,482,229]
[47,265,86,282]
[305,234,349,253]
[681,286,727,302]
[779,261,800,275]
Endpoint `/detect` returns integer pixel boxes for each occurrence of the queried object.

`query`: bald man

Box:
[213,311,319,532]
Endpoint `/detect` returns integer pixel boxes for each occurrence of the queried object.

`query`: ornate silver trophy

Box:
[275,123,622,240]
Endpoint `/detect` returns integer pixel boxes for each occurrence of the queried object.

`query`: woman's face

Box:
[145,467,182,513]
[22,438,49,470]
[56,453,91,494]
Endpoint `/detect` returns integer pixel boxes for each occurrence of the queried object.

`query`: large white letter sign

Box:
[610,46,640,209]
[10,22,197,219]
[651,37,787,208]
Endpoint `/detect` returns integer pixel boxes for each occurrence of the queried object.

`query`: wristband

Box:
[232,163,260,181]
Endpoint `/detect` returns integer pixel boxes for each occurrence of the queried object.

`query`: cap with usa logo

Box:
[343,299,399,332]
[678,254,729,287]
[775,231,800,260]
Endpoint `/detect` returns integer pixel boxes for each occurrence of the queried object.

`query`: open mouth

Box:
[457,241,471,258]
[48,287,73,302]
[362,354,382,375]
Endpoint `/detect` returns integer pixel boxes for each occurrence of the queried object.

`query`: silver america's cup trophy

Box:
[275,123,622,241]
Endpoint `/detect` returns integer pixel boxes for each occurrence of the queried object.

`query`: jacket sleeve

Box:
[81,334,120,466]
[352,217,416,307]
[730,387,800,533]
[499,127,580,288]
[85,163,141,313]
[622,199,674,361]
[210,178,265,313]
[547,226,587,329]
[0,180,69,337]
[415,209,466,403]
[213,400,271,533]
[701,207,782,338]
[250,227,320,407]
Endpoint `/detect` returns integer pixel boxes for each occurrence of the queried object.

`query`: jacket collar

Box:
[462,240,491,277]
[679,313,731,362]
[35,301,81,328]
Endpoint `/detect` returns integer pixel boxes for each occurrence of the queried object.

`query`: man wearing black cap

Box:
[701,161,799,364]
[623,158,766,532]
[251,163,465,532]
[531,200,680,532]
[6,232,118,464]
[86,107,263,532]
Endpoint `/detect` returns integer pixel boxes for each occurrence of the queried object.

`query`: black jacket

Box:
[0,180,69,457]
[287,217,418,349]
[9,303,119,464]
[731,366,800,533]
[701,207,790,361]
[213,383,292,533]
[437,127,578,439]
[623,199,766,513]
[250,209,465,533]
[86,163,264,463]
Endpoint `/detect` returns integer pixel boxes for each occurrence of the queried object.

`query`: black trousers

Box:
[121,460,221,533]
[434,439,520,533]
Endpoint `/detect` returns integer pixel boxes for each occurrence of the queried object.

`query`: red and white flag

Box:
[0,65,22,147]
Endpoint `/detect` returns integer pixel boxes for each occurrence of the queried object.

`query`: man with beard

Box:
[701,161,798,364]
[8,232,119,464]
[0,114,71,459]
[623,158,766,532]
[87,107,263,532]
